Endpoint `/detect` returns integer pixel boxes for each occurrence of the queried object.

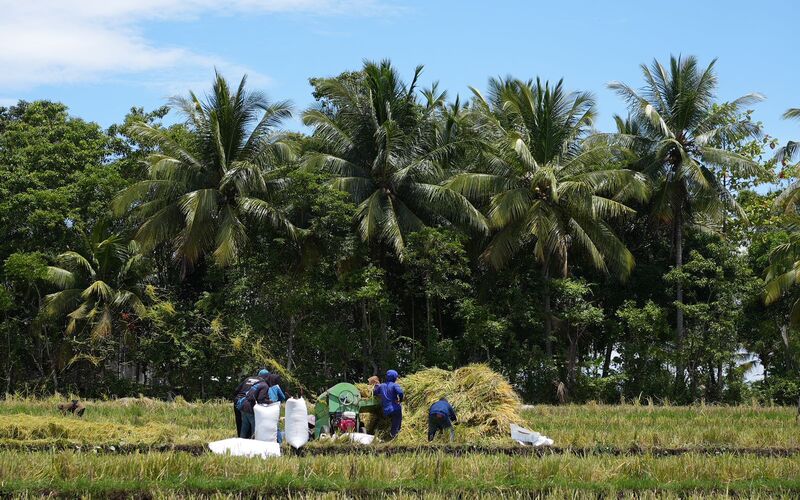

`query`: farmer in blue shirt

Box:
[428,397,457,442]
[265,373,287,443]
[374,369,404,438]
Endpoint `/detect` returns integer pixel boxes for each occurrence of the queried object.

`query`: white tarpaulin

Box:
[254,402,281,442]
[510,424,554,447]
[208,438,281,458]
[284,397,309,449]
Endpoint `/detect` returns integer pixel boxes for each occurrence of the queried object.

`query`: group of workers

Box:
[369,369,458,442]
[232,368,457,442]
[232,369,287,439]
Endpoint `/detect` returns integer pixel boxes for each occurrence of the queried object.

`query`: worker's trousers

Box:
[427,413,454,442]
[233,403,243,436]
[240,412,255,439]
[386,408,402,438]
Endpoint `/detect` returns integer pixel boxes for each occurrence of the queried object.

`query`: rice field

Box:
[1,396,799,497]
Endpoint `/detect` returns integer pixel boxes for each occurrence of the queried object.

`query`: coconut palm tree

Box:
[447,77,649,356]
[41,224,149,339]
[772,108,800,208]
[765,108,800,323]
[608,55,763,389]
[113,72,298,272]
[302,60,486,259]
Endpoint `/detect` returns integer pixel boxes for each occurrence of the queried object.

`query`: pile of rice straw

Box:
[358,364,523,443]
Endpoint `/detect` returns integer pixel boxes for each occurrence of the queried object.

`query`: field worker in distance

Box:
[427,397,457,442]
[232,369,269,436]
[237,370,271,439]
[375,369,404,439]
[266,373,288,443]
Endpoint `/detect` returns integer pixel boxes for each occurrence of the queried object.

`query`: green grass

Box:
[2,397,800,497]
[1,450,800,497]
[522,403,800,449]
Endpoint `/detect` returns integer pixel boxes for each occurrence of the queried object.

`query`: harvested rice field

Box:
[1,396,799,497]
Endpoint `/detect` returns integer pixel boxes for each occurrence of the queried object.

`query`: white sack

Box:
[208,438,281,458]
[284,397,309,449]
[510,423,553,447]
[349,432,375,445]
[254,402,281,442]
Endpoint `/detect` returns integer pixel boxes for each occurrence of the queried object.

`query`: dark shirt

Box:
[233,376,263,401]
[240,382,270,414]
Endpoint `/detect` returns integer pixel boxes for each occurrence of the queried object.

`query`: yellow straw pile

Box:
[358,364,523,443]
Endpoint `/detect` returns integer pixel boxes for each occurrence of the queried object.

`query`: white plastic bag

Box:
[208,438,281,458]
[254,402,281,442]
[284,397,309,449]
[510,423,553,447]
[349,432,375,445]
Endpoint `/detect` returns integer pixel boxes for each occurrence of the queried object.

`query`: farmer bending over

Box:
[427,397,457,442]
[375,369,404,439]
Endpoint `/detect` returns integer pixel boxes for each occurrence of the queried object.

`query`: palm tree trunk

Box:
[286,315,297,372]
[426,294,433,352]
[542,263,553,358]
[566,330,580,395]
[673,211,685,394]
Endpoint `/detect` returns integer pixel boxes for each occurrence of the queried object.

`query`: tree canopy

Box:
[0,57,797,404]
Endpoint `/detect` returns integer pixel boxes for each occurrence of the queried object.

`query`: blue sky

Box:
[1,0,796,147]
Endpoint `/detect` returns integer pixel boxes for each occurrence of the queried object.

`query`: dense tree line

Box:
[1,56,799,404]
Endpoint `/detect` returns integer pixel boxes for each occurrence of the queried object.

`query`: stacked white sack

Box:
[284,397,309,449]
[254,402,281,442]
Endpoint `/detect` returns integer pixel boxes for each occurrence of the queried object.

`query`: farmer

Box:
[232,369,269,436]
[265,373,287,443]
[239,374,271,439]
[427,397,457,442]
[374,369,404,439]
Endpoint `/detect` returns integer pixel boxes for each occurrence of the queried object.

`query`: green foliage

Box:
[113,72,298,270]
[303,60,486,259]
[0,60,792,405]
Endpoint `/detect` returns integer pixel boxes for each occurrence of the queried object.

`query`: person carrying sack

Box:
[427,397,457,442]
[237,371,271,439]
[232,369,269,436]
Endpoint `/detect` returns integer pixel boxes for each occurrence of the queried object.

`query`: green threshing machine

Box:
[313,382,381,438]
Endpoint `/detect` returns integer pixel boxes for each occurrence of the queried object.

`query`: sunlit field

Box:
[1,397,799,497]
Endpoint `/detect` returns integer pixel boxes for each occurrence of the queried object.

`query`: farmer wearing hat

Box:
[374,369,404,438]
[232,368,269,436]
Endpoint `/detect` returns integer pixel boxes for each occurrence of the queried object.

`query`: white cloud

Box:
[0,0,391,90]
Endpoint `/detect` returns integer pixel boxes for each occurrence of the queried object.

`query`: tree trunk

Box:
[542,263,553,358]
[602,342,613,378]
[286,315,297,372]
[411,298,415,349]
[566,331,580,395]
[673,211,685,395]
[426,294,433,352]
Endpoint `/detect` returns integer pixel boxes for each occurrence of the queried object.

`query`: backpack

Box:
[236,380,266,410]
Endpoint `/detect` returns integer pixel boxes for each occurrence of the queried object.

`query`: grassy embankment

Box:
[1,397,799,497]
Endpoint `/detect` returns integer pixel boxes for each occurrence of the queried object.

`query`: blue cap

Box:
[258,369,270,377]
[386,369,398,382]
